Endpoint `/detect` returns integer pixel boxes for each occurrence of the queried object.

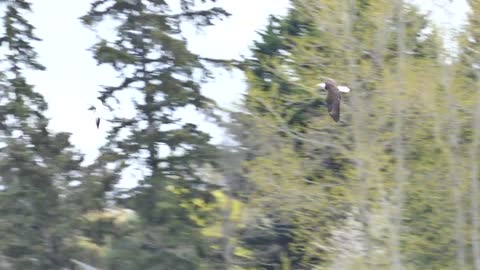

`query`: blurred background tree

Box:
[0,0,85,269]
[1,0,480,270]
[77,0,230,269]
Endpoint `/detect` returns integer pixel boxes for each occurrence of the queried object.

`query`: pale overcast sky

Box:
[409,0,470,55]
[23,0,291,166]
[17,0,470,187]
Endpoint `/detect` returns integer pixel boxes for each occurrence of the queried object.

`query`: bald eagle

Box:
[317,78,351,122]
[88,105,101,129]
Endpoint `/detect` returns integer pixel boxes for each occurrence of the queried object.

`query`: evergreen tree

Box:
[0,0,84,269]
[221,0,452,269]
[80,0,230,269]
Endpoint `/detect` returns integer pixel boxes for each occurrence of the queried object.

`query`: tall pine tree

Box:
[0,0,85,269]
[81,0,230,269]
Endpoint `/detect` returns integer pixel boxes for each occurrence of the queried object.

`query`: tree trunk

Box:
[472,72,480,270]
[344,0,371,265]
[444,66,467,270]
[391,1,406,269]
[221,173,235,269]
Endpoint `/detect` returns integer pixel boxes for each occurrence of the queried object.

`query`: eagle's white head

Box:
[317,80,351,93]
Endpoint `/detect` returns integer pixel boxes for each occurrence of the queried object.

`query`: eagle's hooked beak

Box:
[317,82,326,90]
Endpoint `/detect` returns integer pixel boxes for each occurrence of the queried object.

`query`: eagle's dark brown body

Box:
[318,78,350,122]
[324,79,341,122]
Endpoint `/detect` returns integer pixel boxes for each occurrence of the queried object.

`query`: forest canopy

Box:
[0,0,479,270]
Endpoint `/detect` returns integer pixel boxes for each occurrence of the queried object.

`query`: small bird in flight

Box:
[88,105,101,129]
[317,78,351,122]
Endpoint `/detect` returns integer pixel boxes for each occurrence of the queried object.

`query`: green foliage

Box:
[219,0,480,269]
[80,0,230,268]
[0,1,85,269]
[1,1,480,270]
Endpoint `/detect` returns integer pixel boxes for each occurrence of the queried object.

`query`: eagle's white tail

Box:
[338,86,351,93]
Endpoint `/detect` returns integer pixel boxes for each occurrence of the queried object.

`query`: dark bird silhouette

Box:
[88,105,101,129]
[317,78,351,122]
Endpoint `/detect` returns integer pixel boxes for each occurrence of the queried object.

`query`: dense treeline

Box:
[0,0,480,269]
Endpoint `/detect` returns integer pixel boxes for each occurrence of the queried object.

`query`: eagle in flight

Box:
[317,78,351,122]
[88,105,101,129]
